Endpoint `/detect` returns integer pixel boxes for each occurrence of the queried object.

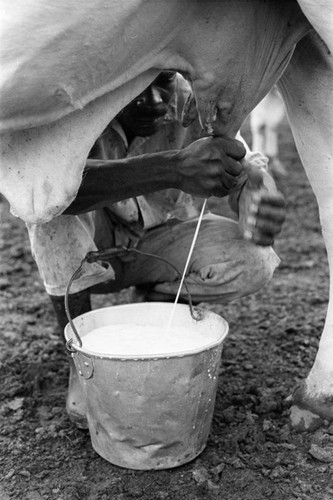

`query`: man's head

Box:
[117,71,177,141]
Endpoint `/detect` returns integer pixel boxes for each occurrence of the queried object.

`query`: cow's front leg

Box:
[278,31,333,430]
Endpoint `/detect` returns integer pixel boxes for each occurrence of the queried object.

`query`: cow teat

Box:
[217,101,233,120]
[201,100,238,137]
[203,103,218,135]
[181,94,198,128]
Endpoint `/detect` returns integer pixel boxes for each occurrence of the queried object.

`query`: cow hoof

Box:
[287,382,333,431]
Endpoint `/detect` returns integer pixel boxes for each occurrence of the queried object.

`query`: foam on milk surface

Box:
[82,322,217,355]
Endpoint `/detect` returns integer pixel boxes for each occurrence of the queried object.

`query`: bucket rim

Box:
[64,302,229,360]
[67,332,228,360]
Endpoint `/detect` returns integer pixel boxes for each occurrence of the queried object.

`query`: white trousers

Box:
[27,210,280,303]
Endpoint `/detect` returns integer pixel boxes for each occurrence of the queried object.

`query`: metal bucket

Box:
[64,302,228,470]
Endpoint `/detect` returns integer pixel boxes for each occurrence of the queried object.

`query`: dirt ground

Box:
[1,120,333,500]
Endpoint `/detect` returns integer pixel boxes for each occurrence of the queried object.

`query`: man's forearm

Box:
[64,135,247,215]
[64,153,179,215]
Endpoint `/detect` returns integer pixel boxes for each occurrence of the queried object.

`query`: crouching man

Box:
[26,72,285,427]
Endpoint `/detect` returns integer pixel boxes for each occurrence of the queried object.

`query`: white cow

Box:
[250,88,287,178]
[0,0,332,430]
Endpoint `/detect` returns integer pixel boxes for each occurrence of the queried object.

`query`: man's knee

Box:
[194,241,280,294]
[190,244,279,301]
[151,243,280,303]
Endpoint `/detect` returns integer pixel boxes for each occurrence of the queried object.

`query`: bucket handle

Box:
[65,245,203,352]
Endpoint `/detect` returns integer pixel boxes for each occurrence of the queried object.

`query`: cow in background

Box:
[250,88,287,178]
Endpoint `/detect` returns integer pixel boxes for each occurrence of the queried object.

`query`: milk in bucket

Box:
[65,302,229,469]
[82,322,221,356]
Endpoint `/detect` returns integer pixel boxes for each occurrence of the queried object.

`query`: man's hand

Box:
[244,191,286,246]
[174,136,246,198]
[65,135,246,215]
[239,162,286,247]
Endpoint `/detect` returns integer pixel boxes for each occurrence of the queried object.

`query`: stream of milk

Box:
[165,199,207,332]
[82,201,208,355]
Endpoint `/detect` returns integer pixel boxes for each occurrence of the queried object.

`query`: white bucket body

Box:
[64,302,229,470]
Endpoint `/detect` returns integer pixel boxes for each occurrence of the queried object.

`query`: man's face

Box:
[117,71,177,139]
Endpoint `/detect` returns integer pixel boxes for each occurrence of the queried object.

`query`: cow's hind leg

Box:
[278,32,333,430]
